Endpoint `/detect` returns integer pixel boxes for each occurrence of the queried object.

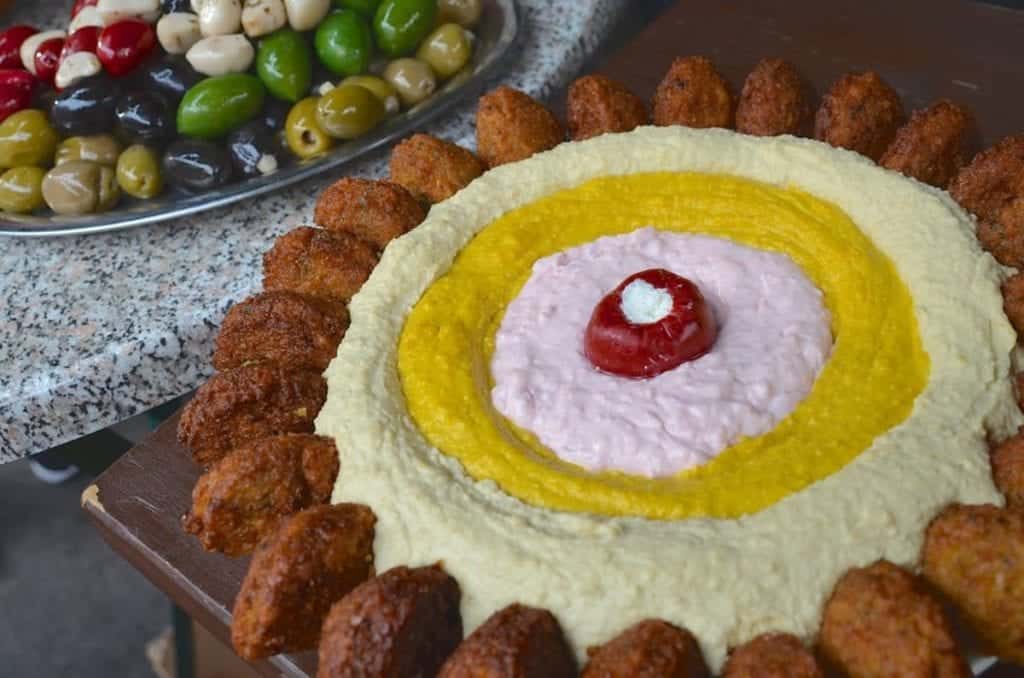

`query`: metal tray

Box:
[1,0,518,237]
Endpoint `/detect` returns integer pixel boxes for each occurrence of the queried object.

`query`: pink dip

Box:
[489,228,833,477]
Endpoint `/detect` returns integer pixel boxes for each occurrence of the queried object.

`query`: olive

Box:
[340,74,399,114]
[137,55,203,106]
[256,28,312,103]
[315,84,383,139]
[336,0,378,16]
[161,0,192,12]
[0,166,45,213]
[0,109,59,169]
[284,96,334,159]
[416,23,472,79]
[437,0,481,27]
[227,120,281,176]
[41,160,119,215]
[177,73,266,139]
[382,57,436,107]
[56,134,122,166]
[50,74,120,137]
[163,139,233,191]
[116,144,163,198]
[260,97,291,132]
[115,91,174,146]
[315,10,372,77]
[374,0,435,57]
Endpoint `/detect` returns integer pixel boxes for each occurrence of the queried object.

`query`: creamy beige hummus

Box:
[316,127,1020,670]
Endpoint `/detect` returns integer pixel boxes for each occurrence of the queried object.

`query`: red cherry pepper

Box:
[0,68,36,92]
[96,20,156,77]
[71,0,100,18]
[584,268,718,379]
[0,81,33,122]
[33,38,65,86]
[61,26,100,62]
[0,26,38,71]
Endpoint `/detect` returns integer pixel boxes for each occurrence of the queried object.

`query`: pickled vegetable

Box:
[284,96,334,159]
[382,57,435,106]
[315,83,383,138]
[177,73,266,139]
[415,23,471,79]
[315,10,372,77]
[163,139,232,191]
[56,134,122,166]
[116,144,162,198]
[0,26,39,71]
[41,160,119,215]
[256,28,312,103]
[373,0,436,57]
[138,55,203,105]
[0,166,45,213]
[0,109,59,168]
[227,120,280,176]
[97,19,156,77]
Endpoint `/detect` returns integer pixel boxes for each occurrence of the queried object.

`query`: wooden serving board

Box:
[83,2,1024,676]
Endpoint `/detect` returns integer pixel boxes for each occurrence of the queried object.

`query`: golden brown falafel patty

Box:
[652,56,734,130]
[314,177,426,250]
[722,633,823,678]
[735,58,811,137]
[476,86,565,167]
[814,71,905,162]
[263,226,379,304]
[880,100,972,187]
[389,133,485,204]
[582,619,709,678]
[567,73,649,141]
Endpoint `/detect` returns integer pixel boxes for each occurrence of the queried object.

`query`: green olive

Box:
[0,109,59,169]
[0,166,45,213]
[285,97,336,159]
[116,145,163,199]
[438,0,481,27]
[382,58,437,107]
[415,23,472,79]
[315,84,385,139]
[340,75,400,114]
[56,135,122,167]
[373,0,437,57]
[41,160,120,216]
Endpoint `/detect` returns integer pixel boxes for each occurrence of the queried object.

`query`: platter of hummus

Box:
[317,126,1019,670]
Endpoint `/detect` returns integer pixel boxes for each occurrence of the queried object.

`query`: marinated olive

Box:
[138,55,203,105]
[241,0,287,38]
[116,144,162,198]
[284,0,331,31]
[336,0,378,15]
[0,109,59,168]
[256,28,312,103]
[284,96,334,159]
[382,57,435,106]
[437,0,481,27]
[227,120,280,176]
[50,74,120,136]
[56,134,122,166]
[315,10,372,77]
[260,96,291,132]
[373,0,436,57]
[0,166,45,213]
[162,0,192,12]
[340,74,398,114]
[186,34,255,76]
[33,37,66,86]
[163,139,232,191]
[177,73,266,139]
[115,91,174,145]
[41,160,119,215]
[416,23,471,79]
[315,83,383,139]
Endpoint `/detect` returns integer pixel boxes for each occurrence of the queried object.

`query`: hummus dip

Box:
[316,127,1021,670]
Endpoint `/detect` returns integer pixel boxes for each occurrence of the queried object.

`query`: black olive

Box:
[226,120,282,177]
[115,91,174,146]
[137,55,203,107]
[163,139,233,192]
[50,74,120,137]
[260,98,291,133]
[161,0,192,13]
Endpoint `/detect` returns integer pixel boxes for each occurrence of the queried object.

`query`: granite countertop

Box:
[0,0,628,461]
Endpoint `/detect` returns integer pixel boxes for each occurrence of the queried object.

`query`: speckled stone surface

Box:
[0,0,629,460]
